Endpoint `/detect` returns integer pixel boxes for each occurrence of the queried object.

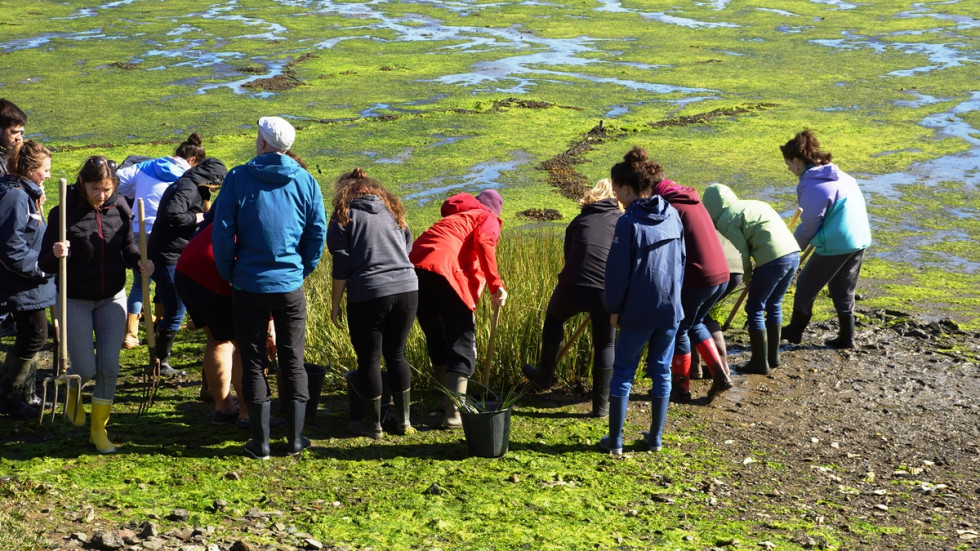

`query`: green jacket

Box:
[702,184,800,280]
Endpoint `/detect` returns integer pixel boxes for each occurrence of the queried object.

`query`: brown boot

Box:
[122,313,140,349]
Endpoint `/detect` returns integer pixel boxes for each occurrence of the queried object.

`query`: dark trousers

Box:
[541,284,615,374]
[347,290,419,397]
[793,249,865,318]
[10,309,48,359]
[232,288,308,405]
[415,269,476,377]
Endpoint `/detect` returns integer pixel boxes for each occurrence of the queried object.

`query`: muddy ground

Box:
[664,307,980,550]
[5,307,979,550]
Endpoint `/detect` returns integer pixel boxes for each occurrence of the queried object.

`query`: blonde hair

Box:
[579,178,617,207]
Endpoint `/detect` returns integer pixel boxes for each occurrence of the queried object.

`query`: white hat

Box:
[257,116,295,152]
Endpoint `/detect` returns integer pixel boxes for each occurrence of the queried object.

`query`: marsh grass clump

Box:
[305,225,597,391]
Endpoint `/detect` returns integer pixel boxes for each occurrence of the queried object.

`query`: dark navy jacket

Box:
[604,195,685,332]
[0,174,56,312]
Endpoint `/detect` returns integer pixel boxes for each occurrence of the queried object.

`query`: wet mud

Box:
[574,307,980,548]
[516,208,563,221]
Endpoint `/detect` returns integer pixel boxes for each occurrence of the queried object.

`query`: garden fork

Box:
[39,179,83,423]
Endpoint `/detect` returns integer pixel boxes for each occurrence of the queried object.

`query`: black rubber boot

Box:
[391,389,415,435]
[285,400,311,455]
[19,358,41,407]
[825,313,855,349]
[767,324,782,368]
[591,368,612,418]
[154,329,185,377]
[739,329,770,375]
[244,401,271,459]
[0,355,39,418]
[349,397,383,439]
[522,339,559,390]
[781,310,810,344]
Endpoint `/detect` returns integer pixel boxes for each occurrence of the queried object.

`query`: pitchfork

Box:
[39,178,82,423]
[136,199,161,416]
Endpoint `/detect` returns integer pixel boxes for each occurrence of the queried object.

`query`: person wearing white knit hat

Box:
[212,115,327,459]
[256,116,295,152]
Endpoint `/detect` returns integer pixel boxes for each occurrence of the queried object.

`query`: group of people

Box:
[0,94,870,458]
[523,134,870,455]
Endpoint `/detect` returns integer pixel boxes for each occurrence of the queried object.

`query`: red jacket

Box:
[409,193,504,311]
[176,224,231,297]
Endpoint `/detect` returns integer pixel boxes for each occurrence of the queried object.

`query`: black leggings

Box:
[10,308,48,359]
[541,284,614,374]
[346,291,419,398]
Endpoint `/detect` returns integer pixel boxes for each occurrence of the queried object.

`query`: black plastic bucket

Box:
[461,406,512,458]
[304,363,327,418]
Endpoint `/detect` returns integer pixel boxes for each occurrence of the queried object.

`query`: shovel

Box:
[40,178,82,423]
[722,206,803,331]
[136,199,161,416]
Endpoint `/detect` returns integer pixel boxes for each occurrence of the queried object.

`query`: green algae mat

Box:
[2,1,980,549]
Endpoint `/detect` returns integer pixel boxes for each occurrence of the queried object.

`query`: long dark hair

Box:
[331,167,407,229]
[609,146,664,195]
[780,129,832,166]
[174,132,206,162]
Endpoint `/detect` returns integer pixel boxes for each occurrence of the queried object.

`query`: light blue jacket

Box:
[795,164,871,256]
[212,153,326,293]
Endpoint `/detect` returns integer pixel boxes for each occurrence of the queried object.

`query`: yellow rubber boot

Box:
[89,398,117,454]
[65,384,86,427]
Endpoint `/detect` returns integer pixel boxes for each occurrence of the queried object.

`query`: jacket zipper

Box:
[96,210,106,295]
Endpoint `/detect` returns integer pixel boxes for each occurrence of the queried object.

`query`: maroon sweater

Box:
[653,180,729,289]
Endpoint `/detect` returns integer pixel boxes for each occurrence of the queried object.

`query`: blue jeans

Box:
[745,252,800,331]
[127,269,143,316]
[610,325,678,400]
[150,262,186,332]
[675,283,726,355]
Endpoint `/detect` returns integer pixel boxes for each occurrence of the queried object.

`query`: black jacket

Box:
[39,184,141,301]
[148,158,227,264]
[557,197,622,289]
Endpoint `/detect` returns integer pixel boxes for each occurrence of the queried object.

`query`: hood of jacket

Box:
[140,156,190,183]
[440,192,496,219]
[580,197,621,216]
[244,152,305,187]
[652,179,701,206]
[175,157,227,202]
[799,163,844,185]
[349,194,386,215]
[627,195,675,225]
[0,173,44,202]
[702,183,738,224]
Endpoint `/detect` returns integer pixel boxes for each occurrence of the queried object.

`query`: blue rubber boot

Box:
[642,395,670,451]
[599,394,628,456]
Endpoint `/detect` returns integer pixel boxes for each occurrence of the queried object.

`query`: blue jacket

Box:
[212,153,327,293]
[795,163,872,256]
[0,174,56,312]
[604,195,685,332]
[327,194,417,303]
